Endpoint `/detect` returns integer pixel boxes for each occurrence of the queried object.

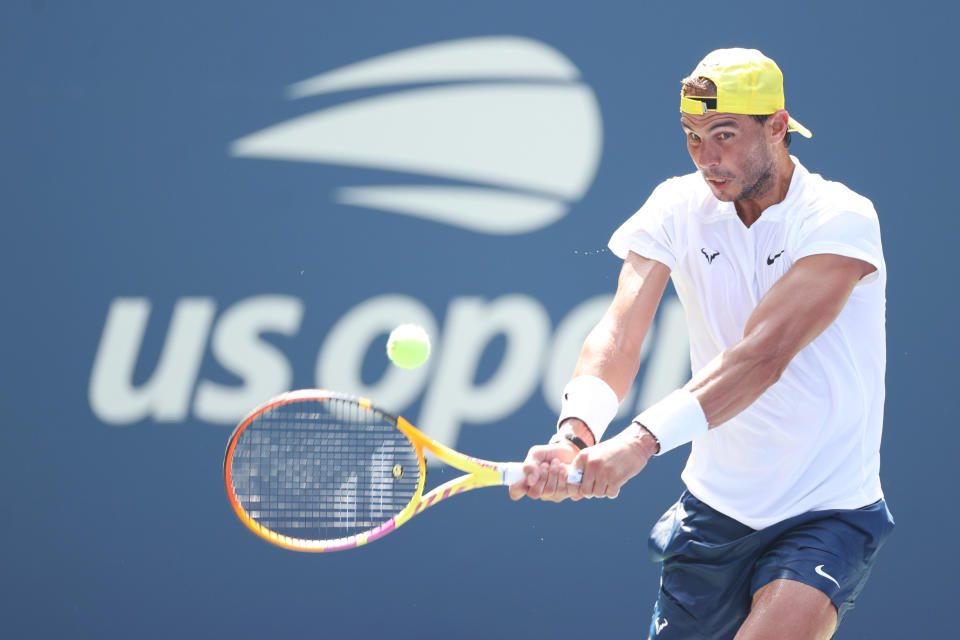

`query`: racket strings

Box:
[229,398,420,543]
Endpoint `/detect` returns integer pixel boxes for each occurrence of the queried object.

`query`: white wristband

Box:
[634,389,708,455]
[557,375,620,442]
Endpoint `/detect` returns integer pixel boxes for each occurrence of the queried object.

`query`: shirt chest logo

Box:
[766,250,785,265]
[700,248,720,264]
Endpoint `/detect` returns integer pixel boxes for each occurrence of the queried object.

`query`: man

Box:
[509,48,894,640]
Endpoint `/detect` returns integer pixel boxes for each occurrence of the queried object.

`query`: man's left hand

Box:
[569,422,659,499]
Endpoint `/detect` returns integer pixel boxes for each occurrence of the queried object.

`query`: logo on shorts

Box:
[655,617,669,635]
[815,564,840,589]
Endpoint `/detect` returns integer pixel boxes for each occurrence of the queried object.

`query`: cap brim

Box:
[788,117,812,139]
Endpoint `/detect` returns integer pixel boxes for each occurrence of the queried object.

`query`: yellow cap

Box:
[680,48,812,139]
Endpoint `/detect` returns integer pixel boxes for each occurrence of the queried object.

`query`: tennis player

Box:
[510,48,894,639]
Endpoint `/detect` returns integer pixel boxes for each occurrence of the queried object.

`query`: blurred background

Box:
[2,1,955,637]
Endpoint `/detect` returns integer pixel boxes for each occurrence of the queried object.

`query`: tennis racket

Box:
[224,389,582,552]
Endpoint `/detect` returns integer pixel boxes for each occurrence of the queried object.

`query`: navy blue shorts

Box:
[647,491,894,639]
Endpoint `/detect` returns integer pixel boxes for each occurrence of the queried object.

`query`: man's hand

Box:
[570,423,659,499]
[509,421,659,502]
[508,440,580,502]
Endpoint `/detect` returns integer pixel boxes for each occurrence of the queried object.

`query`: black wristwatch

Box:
[562,432,589,450]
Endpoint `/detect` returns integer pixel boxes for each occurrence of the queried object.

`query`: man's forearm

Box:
[684,336,786,427]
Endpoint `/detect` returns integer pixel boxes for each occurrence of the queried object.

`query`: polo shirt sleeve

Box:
[794,203,884,286]
[608,180,679,270]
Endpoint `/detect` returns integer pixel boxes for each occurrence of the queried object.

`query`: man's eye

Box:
[688,132,701,143]
[717,132,733,140]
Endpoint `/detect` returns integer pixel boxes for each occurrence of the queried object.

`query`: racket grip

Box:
[501,463,582,485]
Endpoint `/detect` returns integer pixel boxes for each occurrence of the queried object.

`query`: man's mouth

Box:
[705,176,730,186]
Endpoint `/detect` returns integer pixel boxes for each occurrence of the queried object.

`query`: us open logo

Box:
[90,38,688,448]
[229,36,604,234]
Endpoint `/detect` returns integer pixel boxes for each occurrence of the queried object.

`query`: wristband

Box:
[633,389,708,455]
[557,375,619,443]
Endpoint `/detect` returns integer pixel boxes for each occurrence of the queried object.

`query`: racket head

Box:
[224,389,426,552]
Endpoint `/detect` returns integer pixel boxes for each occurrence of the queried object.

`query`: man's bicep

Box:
[611,251,672,326]
[743,253,872,360]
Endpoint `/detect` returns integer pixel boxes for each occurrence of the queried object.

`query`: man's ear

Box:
[768,110,790,144]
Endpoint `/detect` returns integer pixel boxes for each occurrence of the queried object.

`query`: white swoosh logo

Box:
[230,37,603,235]
[815,564,840,589]
[286,36,580,98]
[335,186,566,235]
[232,83,600,198]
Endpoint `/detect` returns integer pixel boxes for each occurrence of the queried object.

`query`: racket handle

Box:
[501,462,582,485]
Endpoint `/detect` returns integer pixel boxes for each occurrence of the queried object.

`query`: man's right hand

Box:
[508,439,581,502]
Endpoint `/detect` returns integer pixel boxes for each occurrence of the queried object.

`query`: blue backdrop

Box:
[2,1,955,637]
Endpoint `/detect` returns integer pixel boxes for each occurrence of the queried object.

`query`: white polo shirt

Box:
[608,157,886,529]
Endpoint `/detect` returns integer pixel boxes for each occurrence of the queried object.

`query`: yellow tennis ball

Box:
[386,324,431,369]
